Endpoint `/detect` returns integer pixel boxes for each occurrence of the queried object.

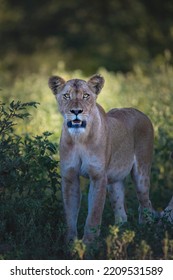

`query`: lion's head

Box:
[48,74,104,134]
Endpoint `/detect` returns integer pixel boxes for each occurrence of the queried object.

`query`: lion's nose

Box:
[70,109,83,116]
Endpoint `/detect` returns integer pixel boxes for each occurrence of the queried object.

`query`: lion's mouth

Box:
[67,119,86,128]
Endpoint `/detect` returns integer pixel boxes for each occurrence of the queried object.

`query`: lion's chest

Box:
[63,144,104,179]
[80,149,104,179]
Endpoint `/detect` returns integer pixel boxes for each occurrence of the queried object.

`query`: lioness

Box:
[48,74,155,244]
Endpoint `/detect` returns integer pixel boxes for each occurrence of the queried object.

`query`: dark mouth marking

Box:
[67,119,86,128]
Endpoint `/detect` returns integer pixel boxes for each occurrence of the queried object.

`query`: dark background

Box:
[1,0,173,74]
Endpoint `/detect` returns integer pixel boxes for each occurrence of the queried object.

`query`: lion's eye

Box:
[83,93,90,99]
[63,93,70,100]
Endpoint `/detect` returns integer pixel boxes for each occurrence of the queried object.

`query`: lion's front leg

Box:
[62,174,81,243]
[83,175,107,244]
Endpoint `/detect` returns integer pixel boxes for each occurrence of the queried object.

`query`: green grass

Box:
[1,58,173,259]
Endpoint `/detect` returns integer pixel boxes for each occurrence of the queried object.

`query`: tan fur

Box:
[48,74,156,244]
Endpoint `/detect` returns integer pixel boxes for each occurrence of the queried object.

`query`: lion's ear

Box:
[87,74,105,95]
[48,76,65,95]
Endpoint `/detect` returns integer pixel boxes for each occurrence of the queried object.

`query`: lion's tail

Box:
[160,196,173,223]
[157,152,173,223]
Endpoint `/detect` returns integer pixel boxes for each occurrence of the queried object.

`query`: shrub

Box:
[0,101,65,259]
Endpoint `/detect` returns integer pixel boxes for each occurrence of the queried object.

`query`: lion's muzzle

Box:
[67,119,87,129]
[67,108,86,129]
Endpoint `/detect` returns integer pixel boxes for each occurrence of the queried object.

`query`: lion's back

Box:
[107,107,152,129]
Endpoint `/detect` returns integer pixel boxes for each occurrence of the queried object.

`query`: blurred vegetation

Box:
[0,0,173,73]
[1,0,173,260]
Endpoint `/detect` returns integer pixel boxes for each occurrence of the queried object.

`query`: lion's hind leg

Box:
[107,181,127,224]
[131,155,154,223]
